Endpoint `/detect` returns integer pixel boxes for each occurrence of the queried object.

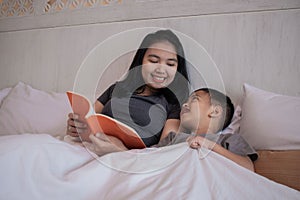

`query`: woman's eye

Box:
[167,63,176,67]
[149,59,158,63]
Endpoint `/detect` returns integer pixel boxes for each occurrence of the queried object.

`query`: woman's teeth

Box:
[153,76,165,82]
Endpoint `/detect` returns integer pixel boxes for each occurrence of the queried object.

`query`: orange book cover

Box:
[66,91,146,149]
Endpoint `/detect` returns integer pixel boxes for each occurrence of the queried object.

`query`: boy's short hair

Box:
[195,88,234,132]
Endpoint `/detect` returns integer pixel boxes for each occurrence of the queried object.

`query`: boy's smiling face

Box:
[180,90,212,133]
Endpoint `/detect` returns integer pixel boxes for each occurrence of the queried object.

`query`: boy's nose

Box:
[182,102,188,108]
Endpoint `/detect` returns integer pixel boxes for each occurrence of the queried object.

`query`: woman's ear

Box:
[208,105,223,118]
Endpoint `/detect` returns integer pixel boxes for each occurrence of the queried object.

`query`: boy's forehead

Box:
[188,90,211,102]
[191,90,208,97]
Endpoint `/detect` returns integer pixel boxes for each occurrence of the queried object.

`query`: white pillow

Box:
[0,87,12,107]
[239,83,300,150]
[0,82,72,137]
[222,105,241,134]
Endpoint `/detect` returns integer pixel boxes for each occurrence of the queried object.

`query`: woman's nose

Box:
[154,64,166,74]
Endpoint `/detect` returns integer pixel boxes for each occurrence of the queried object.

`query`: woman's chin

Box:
[147,82,169,89]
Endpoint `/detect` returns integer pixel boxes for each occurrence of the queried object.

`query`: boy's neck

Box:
[178,121,220,135]
[194,125,219,135]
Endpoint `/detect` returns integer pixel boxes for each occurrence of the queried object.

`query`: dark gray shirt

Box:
[97,84,181,147]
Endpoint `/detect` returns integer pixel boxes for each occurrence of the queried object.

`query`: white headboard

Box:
[0,0,299,103]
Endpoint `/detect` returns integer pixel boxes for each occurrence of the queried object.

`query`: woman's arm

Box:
[160,119,180,141]
[88,100,128,155]
[87,133,128,156]
[187,136,254,171]
[94,100,104,113]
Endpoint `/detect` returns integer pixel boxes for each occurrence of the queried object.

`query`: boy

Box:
[155,88,258,171]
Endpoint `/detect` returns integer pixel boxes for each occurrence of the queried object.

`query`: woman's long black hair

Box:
[114,29,190,105]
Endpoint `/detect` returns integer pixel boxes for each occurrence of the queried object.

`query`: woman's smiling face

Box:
[142,41,178,90]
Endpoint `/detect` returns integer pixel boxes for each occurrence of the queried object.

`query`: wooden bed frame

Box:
[254,150,300,191]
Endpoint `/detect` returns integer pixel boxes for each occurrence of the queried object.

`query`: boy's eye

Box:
[191,95,199,101]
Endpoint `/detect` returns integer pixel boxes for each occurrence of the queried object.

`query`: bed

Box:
[0,0,299,199]
[0,80,299,199]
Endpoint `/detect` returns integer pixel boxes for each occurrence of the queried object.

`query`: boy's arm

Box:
[210,143,254,171]
[187,136,254,171]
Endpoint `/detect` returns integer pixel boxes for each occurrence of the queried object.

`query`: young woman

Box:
[67,29,190,150]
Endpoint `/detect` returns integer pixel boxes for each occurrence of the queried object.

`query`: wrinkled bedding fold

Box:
[0,134,299,200]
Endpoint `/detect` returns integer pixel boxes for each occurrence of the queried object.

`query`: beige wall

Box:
[0,0,299,103]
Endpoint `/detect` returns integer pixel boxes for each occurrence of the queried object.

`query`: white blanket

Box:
[0,134,299,200]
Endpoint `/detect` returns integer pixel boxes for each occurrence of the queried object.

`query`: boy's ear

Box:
[208,105,223,118]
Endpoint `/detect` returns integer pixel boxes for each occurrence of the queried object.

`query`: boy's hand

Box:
[187,136,215,150]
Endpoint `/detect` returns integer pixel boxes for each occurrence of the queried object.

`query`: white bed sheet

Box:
[0,134,299,200]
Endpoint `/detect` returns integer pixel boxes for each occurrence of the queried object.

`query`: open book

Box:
[66,91,146,149]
